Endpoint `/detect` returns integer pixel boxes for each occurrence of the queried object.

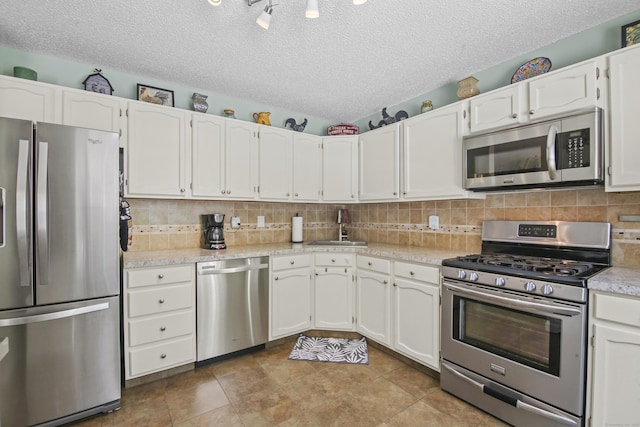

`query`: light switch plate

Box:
[231,216,241,229]
[257,216,265,228]
[428,215,439,230]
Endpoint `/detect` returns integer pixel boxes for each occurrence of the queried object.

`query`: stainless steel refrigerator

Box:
[0,117,121,427]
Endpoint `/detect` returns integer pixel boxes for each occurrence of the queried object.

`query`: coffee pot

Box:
[252,112,271,126]
[202,213,226,250]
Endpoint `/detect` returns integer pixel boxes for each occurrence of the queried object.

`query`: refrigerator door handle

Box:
[16,139,30,287]
[0,302,110,327]
[36,141,49,286]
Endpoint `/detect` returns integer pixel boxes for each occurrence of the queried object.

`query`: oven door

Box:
[441,280,587,416]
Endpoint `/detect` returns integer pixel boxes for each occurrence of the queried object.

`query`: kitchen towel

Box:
[292,216,303,243]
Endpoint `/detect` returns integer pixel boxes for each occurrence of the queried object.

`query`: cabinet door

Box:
[356,270,391,345]
[225,121,258,199]
[270,268,312,340]
[606,46,640,191]
[191,113,226,198]
[402,103,479,200]
[61,89,122,134]
[259,126,292,200]
[127,101,188,198]
[590,323,640,426]
[0,75,58,122]
[322,136,358,202]
[359,123,400,201]
[528,60,601,120]
[393,278,439,370]
[314,267,354,330]
[469,85,523,133]
[292,133,322,201]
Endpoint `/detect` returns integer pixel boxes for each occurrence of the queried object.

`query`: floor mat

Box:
[288,334,368,364]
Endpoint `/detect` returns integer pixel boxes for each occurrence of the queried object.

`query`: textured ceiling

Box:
[0,1,638,123]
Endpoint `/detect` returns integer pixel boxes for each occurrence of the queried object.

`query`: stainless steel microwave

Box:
[463,109,603,191]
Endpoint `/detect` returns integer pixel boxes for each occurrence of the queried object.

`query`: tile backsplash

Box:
[126,188,640,268]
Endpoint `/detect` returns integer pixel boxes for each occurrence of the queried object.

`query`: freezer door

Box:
[0,296,121,427]
[35,123,119,304]
[0,117,34,310]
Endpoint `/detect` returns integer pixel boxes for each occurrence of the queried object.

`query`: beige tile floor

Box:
[73,343,510,427]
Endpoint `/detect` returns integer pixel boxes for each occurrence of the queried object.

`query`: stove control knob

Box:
[541,284,554,295]
[457,270,466,279]
[524,281,537,292]
[469,272,479,282]
[495,277,506,287]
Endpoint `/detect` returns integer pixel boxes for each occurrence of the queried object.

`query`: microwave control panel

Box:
[558,128,590,169]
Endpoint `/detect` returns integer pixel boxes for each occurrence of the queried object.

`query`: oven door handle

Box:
[444,282,582,317]
[442,364,578,426]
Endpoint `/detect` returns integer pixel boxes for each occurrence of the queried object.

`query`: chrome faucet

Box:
[337,209,350,241]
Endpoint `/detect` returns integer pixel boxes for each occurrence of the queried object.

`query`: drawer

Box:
[593,292,640,328]
[357,255,391,274]
[315,253,354,267]
[272,254,312,271]
[394,261,440,284]
[128,283,193,318]
[128,336,194,378]
[128,310,194,347]
[126,264,194,289]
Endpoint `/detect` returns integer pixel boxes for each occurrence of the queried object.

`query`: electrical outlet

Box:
[231,216,241,229]
[257,216,265,228]
[428,215,439,230]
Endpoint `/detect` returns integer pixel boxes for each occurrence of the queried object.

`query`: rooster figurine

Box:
[284,118,308,132]
[368,107,409,130]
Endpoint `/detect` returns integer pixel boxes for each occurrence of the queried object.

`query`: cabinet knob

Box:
[158,274,164,279]
[383,280,388,284]
[331,259,336,263]
[290,260,295,265]
[410,271,415,276]
[368,262,372,266]
[511,113,517,119]
[221,190,226,194]
[160,326,166,331]
[393,192,397,196]
[295,193,299,197]
[227,190,231,195]
[160,353,167,359]
[180,188,185,193]
[159,298,165,304]
[529,109,535,115]
[393,283,397,287]
[351,195,355,198]
[274,276,279,281]
[286,193,290,197]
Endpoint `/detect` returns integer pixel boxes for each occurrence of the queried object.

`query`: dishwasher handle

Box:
[198,263,269,275]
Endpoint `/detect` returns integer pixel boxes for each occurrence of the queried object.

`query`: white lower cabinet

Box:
[356,255,392,345]
[588,291,640,425]
[123,264,196,380]
[392,261,440,370]
[314,253,355,331]
[270,254,313,340]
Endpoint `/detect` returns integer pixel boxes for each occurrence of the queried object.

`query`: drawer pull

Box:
[159,298,165,304]
[160,353,167,359]
[290,260,295,265]
[160,326,166,331]
[274,276,279,281]
[383,280,388,284]
[410,271,415,276]
[393,283,397,287]
[331,259,336,263]
[367,262,372,266]
[158,274,164,279]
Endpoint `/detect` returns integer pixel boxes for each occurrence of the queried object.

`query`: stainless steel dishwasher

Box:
[196,256,269,362]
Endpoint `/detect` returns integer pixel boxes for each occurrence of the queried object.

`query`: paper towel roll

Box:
[292,216,303,243]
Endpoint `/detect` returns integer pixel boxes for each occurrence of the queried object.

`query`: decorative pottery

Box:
[253,112,271,125]
[457,76,480,100]
[192,93,209,113]
[421,100,433,113]
[13,66,37,81]
[511,57,552,84]
[223,109,236,119]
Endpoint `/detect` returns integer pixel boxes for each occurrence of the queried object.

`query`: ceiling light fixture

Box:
[255,1,274,30]
[208,0,222,5]
[353,0,367,4]
[305,0,319,19]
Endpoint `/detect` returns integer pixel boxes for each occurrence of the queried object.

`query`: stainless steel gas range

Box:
[440,220,611,427]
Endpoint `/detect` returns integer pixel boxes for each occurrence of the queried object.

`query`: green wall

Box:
[1,8,639,135]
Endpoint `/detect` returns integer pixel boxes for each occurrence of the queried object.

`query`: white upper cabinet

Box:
[469,84,524,133]
[191,113,226,198]
[126,101,189,198]
[292,133,323,202]
[0,75,59,123]
[359,123,400,201]
[322,136,358,203]
[61,88,123,134]
[402,103,481,200]
[258,126,293,201]
[606,44,640,192]
[225,120,259,199]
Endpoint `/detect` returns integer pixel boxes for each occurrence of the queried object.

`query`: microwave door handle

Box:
[547,125,558,180]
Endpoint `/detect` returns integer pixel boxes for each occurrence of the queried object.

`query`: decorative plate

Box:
[511,57,552,84]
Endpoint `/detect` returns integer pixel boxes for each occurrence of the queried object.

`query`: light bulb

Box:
[306,0,319,18]
[353,0,367,4]
[256,5,272,29]
[208,0,222,6]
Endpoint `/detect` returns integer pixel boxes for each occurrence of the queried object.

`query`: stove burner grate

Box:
[453,254,595,278]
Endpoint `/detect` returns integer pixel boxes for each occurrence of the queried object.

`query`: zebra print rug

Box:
[288,334,369,364]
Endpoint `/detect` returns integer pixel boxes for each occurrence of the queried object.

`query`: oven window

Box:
[467,136,549,178]
[453,296,561,376]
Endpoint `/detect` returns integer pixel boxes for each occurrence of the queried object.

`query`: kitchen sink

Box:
[308,240,368,247]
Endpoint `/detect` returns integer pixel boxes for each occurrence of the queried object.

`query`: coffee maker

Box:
[202,213,226,250]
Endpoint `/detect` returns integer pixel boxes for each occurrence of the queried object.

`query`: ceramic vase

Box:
[456,76,480,100]
[192,93,209,113]
[421,100,433,113]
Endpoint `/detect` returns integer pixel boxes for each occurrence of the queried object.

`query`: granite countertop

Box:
[123,242,463,269]
[0,337,8,363]
[589,267,640,298]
